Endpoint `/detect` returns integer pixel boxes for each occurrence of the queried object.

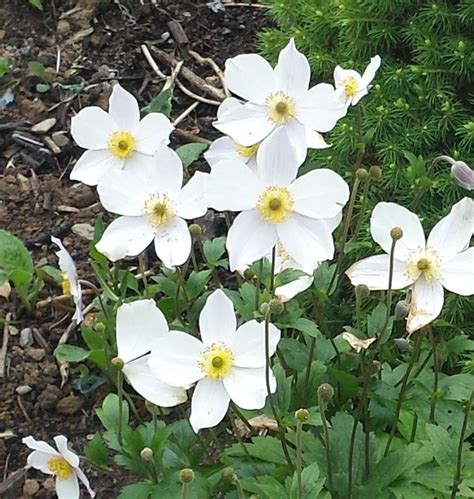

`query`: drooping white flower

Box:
[334,55,381,106]
[148,289,281,432]
[96,144,207,268]
[116,299,187,407]
[214,39,343,164]
[208,128,349,272]
[346,198,474,333]
[22,435,95,499]
[51,237,83,324]
[70,84,173,186]
[341,332,376,353]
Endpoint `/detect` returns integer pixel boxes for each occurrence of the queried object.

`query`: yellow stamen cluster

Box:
[61,272,71,296]
[107,131,136,159]
[405,247,442,281]
[266,91,296,124]
[343,76,359,97]
[144,193,175,228]
[235,142,259,158]
[257,186,294,224]
[48,457,72,480]
[198,342,234,380]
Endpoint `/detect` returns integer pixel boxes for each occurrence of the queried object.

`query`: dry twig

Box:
[0,313,12,378]
[189,49,229,98]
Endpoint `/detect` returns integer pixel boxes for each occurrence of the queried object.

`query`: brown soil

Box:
[0,1,270,496]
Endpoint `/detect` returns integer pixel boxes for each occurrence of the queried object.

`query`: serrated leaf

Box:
[54,344,90,363]
[176,143,208,167]
[118,482,153,499]
[84,433,109,468]
[203,237,226,267]
[290,462,325,498]
[29,0,44,9]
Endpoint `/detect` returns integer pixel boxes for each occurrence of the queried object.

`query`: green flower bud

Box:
[222,467,237,483]
[179,468,195,484]
[317,383,334,401]
[394,338,410,351]
[269,298,284,315]
[394,300,409,320]
[243,268,256,281]
[189,223,202,238]
[355,284,370,300]
[295,408,310,423]
[390,227,403,241]
[369,165,382,181]
[356,168,368,180]
[111,357,124,369]
[259,302,270,315]
[140,447,153,461]
[95,322,105,333]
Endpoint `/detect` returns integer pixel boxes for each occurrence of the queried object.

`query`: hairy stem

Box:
[429,329,441,423]
[117,369,124,446]
[318,392,334,492]
[296,418,304,499]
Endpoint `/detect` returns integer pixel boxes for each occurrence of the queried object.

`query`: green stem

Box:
[181,482,189,499]
[255,259,263,310]
[351,177,370,243]
[138,254,149,297]
[303,337,316,406]
[233,477,245,499]
[410,413,418,442]
[117,369,124,446]
[270,247,276,296]
[380,237,398,340]
[296,419,304,499]
[230,409,260,475]
[318,392,334,492]
[429,329,440,423]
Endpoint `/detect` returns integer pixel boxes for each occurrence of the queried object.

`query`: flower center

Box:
[108,131,136,159]
[235,142,259,158]
[405,247,442,281]
[266,91,296,124]
[48,457,72,480]
[256,186,293,224]
[198,342,234,380]
[61,272,71,296]
[343,76,359,97]
[144,193,175,228]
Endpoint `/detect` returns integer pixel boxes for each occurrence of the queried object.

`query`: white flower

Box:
[334,55,381,106]
[70,84,173,186]
[208,128,349,272]
[341,332,376,353]
[148,289,281,432]
[96,144,207,268]
[346,198,474,333]
[51,237,83,324]
[214,38,343,164]
[116,299,187,407]
[22,435,95,498]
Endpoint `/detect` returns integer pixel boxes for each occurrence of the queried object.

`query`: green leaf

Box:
[290,462,325,498]
[28,61,46,78]
[176,143,208,167]
[54,344,90,363]
[0,230,34,289]
[185,270,212,300]
[38,264,62,283]
[29,0,44,9]
[84,433,109,468]
[425,423,457,467]
[0,58,11,78]
[96,393,129,432]
[203,237,227,267]
[291,318,321,339]
[142,87,173,117]
[118,482,153,499]
[273,364,292,415]
[36,83,51,93]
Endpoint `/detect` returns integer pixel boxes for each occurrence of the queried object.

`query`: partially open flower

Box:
[70,84,173,186]
[22,435,95,498]
[51,237,83,324]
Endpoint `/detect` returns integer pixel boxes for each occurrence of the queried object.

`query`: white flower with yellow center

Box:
[208,128,349,272]
[51,237,83,324]
[346,198,474,333]
[148,289,281,432]
[334,55,381,106]
[70,84,173,186]
[22,435,95,498]
[214,39,343,164]
[115,299,187,407]
[96,144,207,268]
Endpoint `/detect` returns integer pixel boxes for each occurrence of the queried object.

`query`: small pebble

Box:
[23,479,40,496]
[31,117,56,134]
[20,328,33,348]
[16,385,33,396]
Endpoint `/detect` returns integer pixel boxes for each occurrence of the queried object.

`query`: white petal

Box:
[351,88,369,106]
[75,467,96,498]
[96,216,155,262]
[176,172,208,220]
[70,150,123,187]
[149,331,203,387]
[274,38,310,97]
[361,55,381,87]
[441,248,474,296]
[117,299,169,362]
[297,83,347,132]
[26,451,55,474]
[285,119,308,165]
[71,107,117,150]
[190,378,230,432]
[153,217,191,268]
[217,97,243,120]
[225,54,275,104]
[291,169,350,219]
[205,136,241,169]
[207,160,263,212]
[370,202,425,261]
[214,102,274,147]
[223,366,275,410]
[232,320,280,368]
[275,275,314,302]
[122,151,163,179]
[277,214,334,274]
[407,277,444,333]
[305,128,330,150]
[108,84,140,132]
[56,474,79,499]
[134,113,174,155]
[51,237,78,287]
[53,436,79,468]
[256,127,299,186]
[22,436,60,456]
[227,211,278,271]
[123,355,187,407]
[427,197,474,262]
[199,289,236,346]
[333,66,356,87]
[346,254,413,290]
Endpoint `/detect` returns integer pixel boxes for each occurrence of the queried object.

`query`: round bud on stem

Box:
[295,408,310,423]
[222,467,237,483]
[140,447,153,461]
[394,300,409,320]
[111,357,124,370]
[189,224,202,238]
[394,338,410,351]
[317,383,334,401]
[180,468,195,484]
[259,302,270,315]
[355,284,370,300]
[356,168,368,180]
[390,227,403,241]
[95,322,105,333]
[269,298,284,315]
[243,268,256,281]
[369,165,382,181]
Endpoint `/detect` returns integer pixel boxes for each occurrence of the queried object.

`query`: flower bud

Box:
[451,161,474,191]
[180,468,195,484]
[394,338,410,351]
[355,284,370,300]
[295,408,310,423]
[390,227,403,241]
[111,357,124,369]
[317,383,334,401]
[140,447,153,461]
[269,298,284,315]
[369,165,382,181]
[189,223,202,238]
[394,300,409,320]
[356,168,368,180]
[95,322,105,333]
[243,268,256,281]
[222,467,237,483]
[259,302,270,315]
